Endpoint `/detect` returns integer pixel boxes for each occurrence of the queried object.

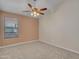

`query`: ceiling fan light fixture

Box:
[31,12,37,17]
[36,13,40,16]
[33,11,37,14]
[34,14,37,17]
[31,11,40,17]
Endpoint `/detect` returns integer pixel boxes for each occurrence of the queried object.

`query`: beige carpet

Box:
[0,41,79,59]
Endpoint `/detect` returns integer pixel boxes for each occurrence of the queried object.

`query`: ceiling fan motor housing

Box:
[33,0,37,2]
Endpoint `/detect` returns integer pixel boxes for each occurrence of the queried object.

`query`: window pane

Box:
[4,17,18,39]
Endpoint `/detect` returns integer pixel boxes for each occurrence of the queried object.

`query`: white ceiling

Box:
[0,0,64,16]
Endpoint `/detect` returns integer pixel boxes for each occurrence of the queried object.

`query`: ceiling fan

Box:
[23,0,47,17]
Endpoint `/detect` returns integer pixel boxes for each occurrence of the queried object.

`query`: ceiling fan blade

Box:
[28,3,32,8]
[40,8,47,11]
[23,11,31,12]
[37,10,45,15]
[39,12,44,15]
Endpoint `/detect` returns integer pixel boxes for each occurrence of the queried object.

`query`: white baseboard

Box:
[0,40,39,48]
[39,40,79,55]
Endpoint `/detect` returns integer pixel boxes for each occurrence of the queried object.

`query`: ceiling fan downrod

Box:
[33,0,37,2]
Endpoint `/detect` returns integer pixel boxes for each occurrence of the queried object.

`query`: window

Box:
[4,16,18,39]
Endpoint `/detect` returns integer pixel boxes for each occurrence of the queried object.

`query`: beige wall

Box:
[39,0,79,53]
[0,11,38,46]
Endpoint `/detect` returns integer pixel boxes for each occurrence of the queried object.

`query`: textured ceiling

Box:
[0,0,64,16]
